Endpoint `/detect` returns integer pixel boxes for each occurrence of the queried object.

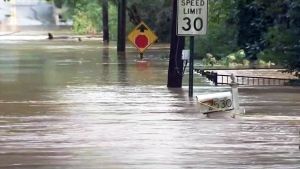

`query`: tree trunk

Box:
[102,0,109,44]
[117,0,126,52]
[167,0,185,88]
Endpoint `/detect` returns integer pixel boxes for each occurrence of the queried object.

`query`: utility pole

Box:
[167,0,185,88]
[117,0,126,52]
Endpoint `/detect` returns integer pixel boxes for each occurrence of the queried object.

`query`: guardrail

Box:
[195,69,292,86]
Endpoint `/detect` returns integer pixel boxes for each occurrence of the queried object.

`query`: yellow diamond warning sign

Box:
[127,21,158,53]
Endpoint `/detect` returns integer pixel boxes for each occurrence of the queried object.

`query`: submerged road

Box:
[0,40,299,168]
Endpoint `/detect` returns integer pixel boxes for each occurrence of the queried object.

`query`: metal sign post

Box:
[189,36,194,97]
[177,0,208,97]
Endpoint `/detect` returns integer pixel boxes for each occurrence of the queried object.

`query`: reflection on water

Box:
[0,40,299,169]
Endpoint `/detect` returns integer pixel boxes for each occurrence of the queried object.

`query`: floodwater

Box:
[0,39,299,169]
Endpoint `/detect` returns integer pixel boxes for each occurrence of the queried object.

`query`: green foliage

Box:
[59,0,172,41]
[192,0,300,78]
[108,3,118,40]
[72,1,102,34]
[225,49,246,64]
[61,0,102,34]
[237,1,273,61]
[264,0,300,77]
[192,0,238,60]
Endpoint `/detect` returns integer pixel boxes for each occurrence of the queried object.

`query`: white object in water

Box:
[196,92,234,114]
[196,80,240,117]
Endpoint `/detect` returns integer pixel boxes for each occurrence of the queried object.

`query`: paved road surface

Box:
[0,0,55,26]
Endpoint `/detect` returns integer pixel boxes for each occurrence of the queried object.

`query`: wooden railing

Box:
[195,69,292,86]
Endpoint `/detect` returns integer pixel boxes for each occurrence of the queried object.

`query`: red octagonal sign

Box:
[135,35,148,49]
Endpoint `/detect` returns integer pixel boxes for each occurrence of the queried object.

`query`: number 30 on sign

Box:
[177,0,208,36]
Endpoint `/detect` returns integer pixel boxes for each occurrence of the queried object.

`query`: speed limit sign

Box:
[177,0,208,36]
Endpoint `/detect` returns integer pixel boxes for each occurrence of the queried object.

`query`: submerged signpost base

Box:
[229,82,240,116]
[189,36,194,97]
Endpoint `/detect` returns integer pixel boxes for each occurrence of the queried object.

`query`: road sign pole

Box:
[140,53,143,60]
[176,0,208,97]
[189,36,194,97]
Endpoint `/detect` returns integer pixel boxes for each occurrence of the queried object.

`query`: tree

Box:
[237,0,272,62]
[101,0,109,44]
[193,0,239,60]
[277,0,300,78]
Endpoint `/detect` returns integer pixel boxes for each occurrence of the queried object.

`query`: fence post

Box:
[206,71,210,79]
[229,81,240,114]
[213,72,218,86]
[200,70,204,75]
[210,71,214,81]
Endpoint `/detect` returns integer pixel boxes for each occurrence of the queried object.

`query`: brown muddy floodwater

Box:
[0,39,299,169]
